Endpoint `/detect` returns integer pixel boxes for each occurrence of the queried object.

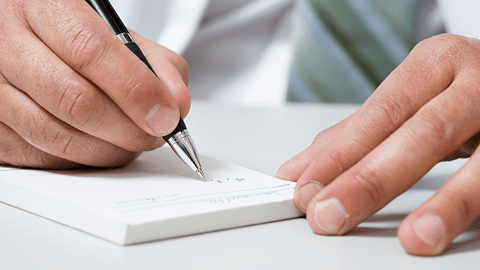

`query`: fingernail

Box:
[413,214,445,247]
[298,182,324,210]
[314,198,348,234]
[146,104,178,135]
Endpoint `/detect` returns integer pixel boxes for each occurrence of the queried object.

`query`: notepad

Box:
[0,147,302,245]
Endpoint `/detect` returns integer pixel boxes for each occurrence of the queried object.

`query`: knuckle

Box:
[48,125,78,157]
[312,119,349,145]
[406,112,451,153]
[62,23,108,71]
[313,129,328,143]
[327,148,351,173]
[21,113,81,160]
[417,34,471,66]
[441,188,474,223]
[352,168,387,204]
[17,113,47,148]
[57,79,102,128]
[365,94,412,133]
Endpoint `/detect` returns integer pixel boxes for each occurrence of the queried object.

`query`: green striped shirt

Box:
[288,0,420,103]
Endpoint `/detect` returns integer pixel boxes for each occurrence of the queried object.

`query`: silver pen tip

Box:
[196,169,205,179]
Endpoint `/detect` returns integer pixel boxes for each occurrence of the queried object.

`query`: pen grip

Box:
[124,42,187,140]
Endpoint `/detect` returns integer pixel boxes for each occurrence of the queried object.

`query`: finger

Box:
[442,132,480,161]
[398,148,480,256]
[0,122,77,169]
[25,0,180,136]
[0,24,156,153]
[294,35,463,211]
[276,117,351,212]
[0,80,138,167]
[305,70,480,236]
[133,31,191,119]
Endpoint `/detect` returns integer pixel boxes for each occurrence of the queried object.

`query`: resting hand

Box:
[277,34,480,256]
[0,0,190,169]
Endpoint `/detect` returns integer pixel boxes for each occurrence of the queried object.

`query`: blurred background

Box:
[110,0,480,105]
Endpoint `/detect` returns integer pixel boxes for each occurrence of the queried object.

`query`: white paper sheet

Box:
[0,147,302,244]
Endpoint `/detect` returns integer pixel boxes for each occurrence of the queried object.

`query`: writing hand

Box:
[0,0,190,169]
[277,34,480,256]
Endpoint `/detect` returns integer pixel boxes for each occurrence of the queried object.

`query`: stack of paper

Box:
[0,147,303,245]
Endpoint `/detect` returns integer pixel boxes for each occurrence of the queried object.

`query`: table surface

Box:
[2,102,479,270]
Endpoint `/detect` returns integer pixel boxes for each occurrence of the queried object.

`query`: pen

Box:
[85,0,204,178]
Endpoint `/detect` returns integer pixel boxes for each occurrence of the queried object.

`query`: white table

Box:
[2,102,479,269]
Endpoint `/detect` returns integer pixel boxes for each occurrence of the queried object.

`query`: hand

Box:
[277,34,480,256]
[0,0,190,169]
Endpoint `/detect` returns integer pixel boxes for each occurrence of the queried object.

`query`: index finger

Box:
[25,0,180,136]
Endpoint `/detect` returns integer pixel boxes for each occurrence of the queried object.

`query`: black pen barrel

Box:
[85,0,128,35]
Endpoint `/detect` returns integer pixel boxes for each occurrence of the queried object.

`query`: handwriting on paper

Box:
[111,182,295,214]
[208,177,245,184]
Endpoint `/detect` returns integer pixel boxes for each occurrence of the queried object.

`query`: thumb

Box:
[131,31,191,118]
